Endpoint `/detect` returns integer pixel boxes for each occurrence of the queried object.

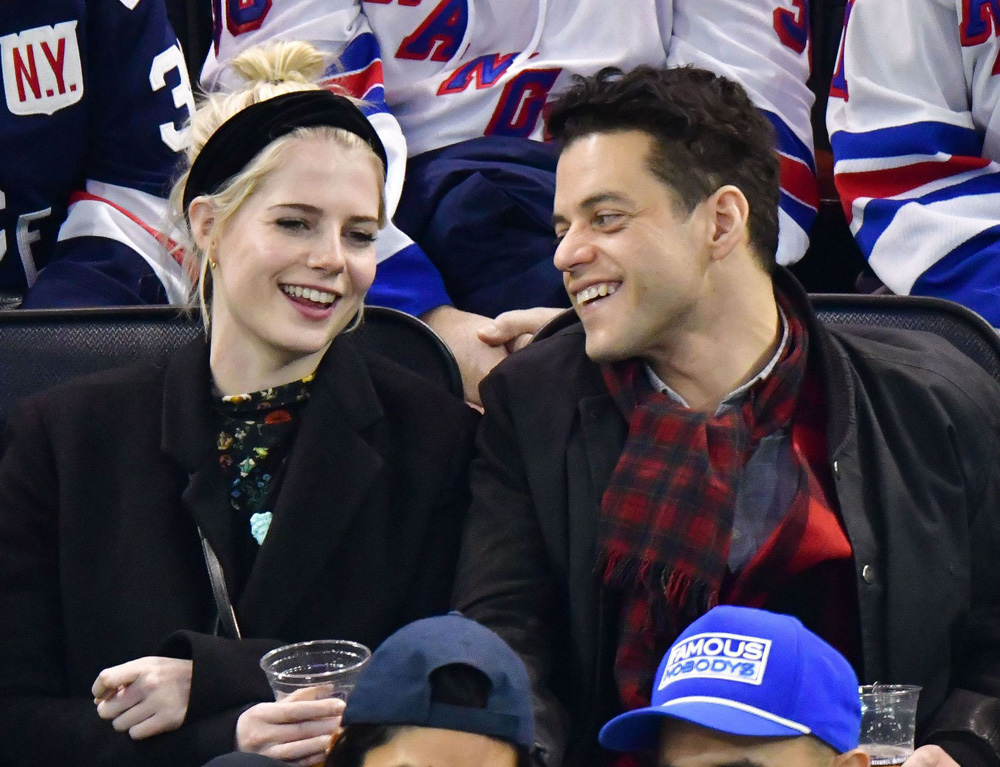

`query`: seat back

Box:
[810,293,1000,383]
[532,294,1000,385]
[0,305,462,428]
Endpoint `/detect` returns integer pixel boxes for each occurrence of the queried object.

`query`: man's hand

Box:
[901,746,960,767]
[235,686,345,767]
[420,305,507,406]
[92,656,193,739]
[478,307,567,353]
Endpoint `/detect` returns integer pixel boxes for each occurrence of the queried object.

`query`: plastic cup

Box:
[858,684,921,766]
[260,639,371,701]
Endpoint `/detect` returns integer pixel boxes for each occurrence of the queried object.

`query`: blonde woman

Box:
[0,43,477,767]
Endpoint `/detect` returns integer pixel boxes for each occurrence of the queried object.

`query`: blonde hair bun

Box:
[230,41,326,86]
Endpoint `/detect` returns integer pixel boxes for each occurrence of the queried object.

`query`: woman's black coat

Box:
[0,334,479,767]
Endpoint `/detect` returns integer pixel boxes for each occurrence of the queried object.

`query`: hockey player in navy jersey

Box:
[1,0,194,307]
[204,0,816,404]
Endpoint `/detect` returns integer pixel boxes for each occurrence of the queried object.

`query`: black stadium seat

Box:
[533,294,1000,386]
[0,305,462,430]
[810,293,1000,383]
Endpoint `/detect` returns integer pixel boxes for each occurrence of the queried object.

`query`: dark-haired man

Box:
[453,66,1000,767]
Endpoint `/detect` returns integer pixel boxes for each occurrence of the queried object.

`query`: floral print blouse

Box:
[213,374,313,593]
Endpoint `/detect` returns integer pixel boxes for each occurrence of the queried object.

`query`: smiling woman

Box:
[0,42,479,767]
[188,131,383,395]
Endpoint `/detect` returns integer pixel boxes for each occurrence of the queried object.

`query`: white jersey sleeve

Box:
[666,0,817,266]
[827,0,1000,326]
[202,0,450,316]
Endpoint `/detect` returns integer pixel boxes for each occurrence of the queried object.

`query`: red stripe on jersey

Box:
[778,154,819,210]
[68,190,185,269]
[835,155,992,221]
[323,60,384,101]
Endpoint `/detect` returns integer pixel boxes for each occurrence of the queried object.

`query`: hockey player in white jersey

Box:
[1,0,194,307]
[205,0,816,401]
[828,0,1000,327]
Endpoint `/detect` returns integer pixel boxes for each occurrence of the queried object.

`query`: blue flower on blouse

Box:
[250,511,273,545]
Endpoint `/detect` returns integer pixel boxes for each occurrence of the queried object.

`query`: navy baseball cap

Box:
[342,614,535,749]
[599,606,861,754]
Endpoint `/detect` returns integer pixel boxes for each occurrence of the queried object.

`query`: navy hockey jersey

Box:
[0,0,193,306]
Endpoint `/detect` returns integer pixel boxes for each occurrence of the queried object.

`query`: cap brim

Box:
[599,698,809,752]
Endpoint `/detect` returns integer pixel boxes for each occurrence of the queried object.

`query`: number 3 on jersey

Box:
[150,44,195,152]
[774,0,809,54]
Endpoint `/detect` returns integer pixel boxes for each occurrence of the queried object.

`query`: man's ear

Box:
[706,185,750,261]
[187,197,217,253]
[832,748,871,767]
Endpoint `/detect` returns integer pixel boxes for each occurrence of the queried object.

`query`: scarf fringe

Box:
[600,548,718,630]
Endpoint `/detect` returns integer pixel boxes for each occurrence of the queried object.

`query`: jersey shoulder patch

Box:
[1,21,84,116]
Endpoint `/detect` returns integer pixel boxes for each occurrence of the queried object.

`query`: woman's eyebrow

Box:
[268,203,322,214]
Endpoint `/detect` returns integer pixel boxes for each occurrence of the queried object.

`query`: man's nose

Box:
[553,227,599,273]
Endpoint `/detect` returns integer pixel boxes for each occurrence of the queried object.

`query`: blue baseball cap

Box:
[342,614,535,749]
[599,606,861,754]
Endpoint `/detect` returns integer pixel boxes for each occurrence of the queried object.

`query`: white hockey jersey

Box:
[827,0,1000,326]
[205,0,816,309]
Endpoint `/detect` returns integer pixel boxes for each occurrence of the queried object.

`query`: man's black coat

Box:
[455,272,1000,767]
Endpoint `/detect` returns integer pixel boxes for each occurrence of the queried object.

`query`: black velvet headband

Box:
[182,90,388,214]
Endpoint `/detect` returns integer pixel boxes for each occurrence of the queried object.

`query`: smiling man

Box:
[453,66,1000,767]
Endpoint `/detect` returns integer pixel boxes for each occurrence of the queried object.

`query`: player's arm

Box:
[827,0,1000,326]
[23,0,194,308]
[667,0,817,266]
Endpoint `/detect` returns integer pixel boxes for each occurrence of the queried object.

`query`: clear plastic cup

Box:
[260,639,371,701]
[858,684,921,766]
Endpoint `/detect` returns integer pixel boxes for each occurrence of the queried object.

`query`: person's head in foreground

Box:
[171,41,388,389]
[599,606,869,767]
[546,65,780,375]
[325,614,534,767]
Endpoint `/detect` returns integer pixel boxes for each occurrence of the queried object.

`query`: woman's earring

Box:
[209,257,218,270]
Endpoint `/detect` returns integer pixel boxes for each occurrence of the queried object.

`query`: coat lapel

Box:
[236,336,385,637]
[579,393,626,508]
[573,383,627,712]
[575,389,627,608]
[161,336,238,589]
[561,338,628,600]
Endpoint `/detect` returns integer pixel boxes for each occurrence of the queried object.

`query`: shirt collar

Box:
[644,306,789,415]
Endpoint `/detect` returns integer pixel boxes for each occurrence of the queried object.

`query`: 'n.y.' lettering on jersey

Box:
[1,22,83,116]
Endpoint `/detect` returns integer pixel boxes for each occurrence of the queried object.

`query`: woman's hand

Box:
[236,686,345,767]
[92,656,193,739]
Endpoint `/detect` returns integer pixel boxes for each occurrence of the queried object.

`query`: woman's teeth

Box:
[281,285,335,306]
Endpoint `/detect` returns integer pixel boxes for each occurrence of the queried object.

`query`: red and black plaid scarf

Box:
[597,300,809,711]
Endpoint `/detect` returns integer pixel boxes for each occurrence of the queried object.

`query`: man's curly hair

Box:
[546,65,780,271]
